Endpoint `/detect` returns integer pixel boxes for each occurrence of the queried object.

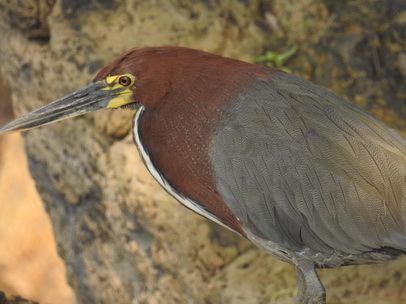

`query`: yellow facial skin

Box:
[103,74,136,108]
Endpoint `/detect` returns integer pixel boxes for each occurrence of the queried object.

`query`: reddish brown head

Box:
[94,46,262,109]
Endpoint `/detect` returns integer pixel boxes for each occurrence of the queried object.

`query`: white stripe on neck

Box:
[133,106,237,233]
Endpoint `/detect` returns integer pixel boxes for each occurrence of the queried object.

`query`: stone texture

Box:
[0,0,405,303]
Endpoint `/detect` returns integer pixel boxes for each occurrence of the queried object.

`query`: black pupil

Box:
[120,76,130,86]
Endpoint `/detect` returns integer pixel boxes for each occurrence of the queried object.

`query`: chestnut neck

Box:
[96,46,271,234]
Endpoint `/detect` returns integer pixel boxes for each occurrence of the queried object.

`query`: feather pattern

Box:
[211,70,406,263]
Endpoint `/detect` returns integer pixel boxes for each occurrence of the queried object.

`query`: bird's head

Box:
[0,46,254,135]
[0,56,140,135]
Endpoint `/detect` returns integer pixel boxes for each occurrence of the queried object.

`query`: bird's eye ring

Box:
[118,76,131,86]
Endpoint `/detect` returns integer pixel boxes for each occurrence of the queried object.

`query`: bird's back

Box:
[210,70,406,266]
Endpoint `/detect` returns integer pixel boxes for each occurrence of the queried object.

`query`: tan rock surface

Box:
[0,133,75,304]
[0,0,404,303]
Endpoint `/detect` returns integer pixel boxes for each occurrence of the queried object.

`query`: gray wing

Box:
[211,71,406,255]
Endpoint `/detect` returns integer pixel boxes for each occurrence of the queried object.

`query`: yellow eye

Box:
[118,76,131,86]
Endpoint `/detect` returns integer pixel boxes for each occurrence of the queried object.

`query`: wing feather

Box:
[211,71,406,254]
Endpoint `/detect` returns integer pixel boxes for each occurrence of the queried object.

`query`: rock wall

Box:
[0,0,404,303]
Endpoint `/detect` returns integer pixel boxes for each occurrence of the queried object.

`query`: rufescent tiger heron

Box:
[0,46,405,304]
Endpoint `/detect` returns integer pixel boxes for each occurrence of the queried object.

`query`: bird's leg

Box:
[294,259,326,304]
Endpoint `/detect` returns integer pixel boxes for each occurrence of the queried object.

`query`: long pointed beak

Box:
[0,81,124,135]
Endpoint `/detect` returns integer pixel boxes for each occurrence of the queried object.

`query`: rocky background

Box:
[0,0,405,303]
